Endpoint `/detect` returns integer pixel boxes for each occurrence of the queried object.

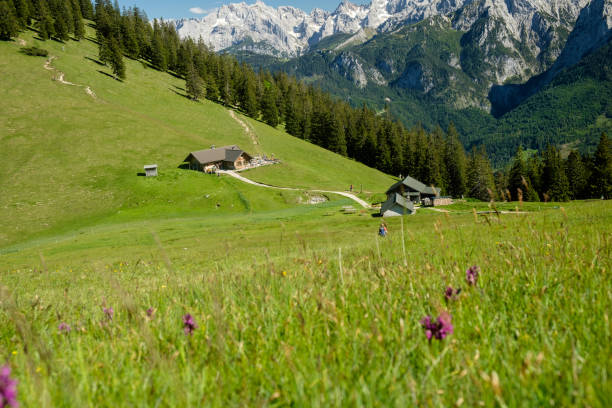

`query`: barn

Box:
[184,145,253,172]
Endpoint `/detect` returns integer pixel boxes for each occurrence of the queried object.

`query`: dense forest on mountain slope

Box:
[243,17,612,168]
[1,0,611,201]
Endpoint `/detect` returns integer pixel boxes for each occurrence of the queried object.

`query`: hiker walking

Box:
[378,223,387,237]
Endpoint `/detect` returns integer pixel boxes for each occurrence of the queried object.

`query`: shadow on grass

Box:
[97,70,122,82]
[85,35,100,46]
[86,56,105,66]
[136,172,146,177]
[169,88,193,101]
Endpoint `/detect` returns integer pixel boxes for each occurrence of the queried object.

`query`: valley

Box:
[0,1,610,406]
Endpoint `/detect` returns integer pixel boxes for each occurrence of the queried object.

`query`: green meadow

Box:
[1,31,611,407]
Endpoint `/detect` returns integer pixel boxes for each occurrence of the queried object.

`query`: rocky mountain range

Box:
[176,0,611,163]
[175,0,477,57]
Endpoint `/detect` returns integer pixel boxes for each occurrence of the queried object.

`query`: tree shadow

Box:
[172,84,186,92]
[170,87,192,100]
[85,36,100,46]
[166,70,184,80]
[85,56,106,66]
[97,70,122,82]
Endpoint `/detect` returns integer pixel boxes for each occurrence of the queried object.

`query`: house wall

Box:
[234,156,247,170]
[433,197,453,206]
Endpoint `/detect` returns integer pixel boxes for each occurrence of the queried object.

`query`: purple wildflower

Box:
[466,265,480,286]
[444,286,461,302]
[183,314,197,336]
[146,308,155,318]
[420,312,453,342]
[103,307,114,321]
[0,365,18,408]
[58,322,71,333]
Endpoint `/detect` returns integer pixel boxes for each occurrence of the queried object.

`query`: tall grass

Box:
[0,201,609,406]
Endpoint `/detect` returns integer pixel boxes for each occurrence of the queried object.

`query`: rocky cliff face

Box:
[489,0,612,115]
[177,0,611,115]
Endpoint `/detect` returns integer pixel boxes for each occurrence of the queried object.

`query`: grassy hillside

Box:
[0,29,394,246]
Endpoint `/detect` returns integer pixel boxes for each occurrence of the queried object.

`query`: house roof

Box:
[381,193,415,214]
[185,145,250,165]
[386,175,439,197]
[422,186,441,196]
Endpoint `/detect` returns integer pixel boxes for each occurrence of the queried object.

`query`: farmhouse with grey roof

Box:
[381,175,450,217]
[184,145,253,172]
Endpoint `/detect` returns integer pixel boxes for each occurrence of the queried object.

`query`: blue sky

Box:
[116,1,371,19]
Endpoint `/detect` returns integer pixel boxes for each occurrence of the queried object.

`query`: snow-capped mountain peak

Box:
[175,0,476,56]
[174,0,603,60]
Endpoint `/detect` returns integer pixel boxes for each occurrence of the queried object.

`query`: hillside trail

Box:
[219,170,371,208]
[44,56,97,99]
[228,110,260,147]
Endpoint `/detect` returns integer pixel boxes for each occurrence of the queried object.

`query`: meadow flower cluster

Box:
[420,313,454,342]
[421,265,482,343]
[444,286,461,302]
[0,365,18,408]
[183,314,198,336]
[466,265,480,286]
[103,307,114,321]
[58,322,71,333]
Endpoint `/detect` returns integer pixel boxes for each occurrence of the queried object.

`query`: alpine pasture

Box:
[0,31,611,407]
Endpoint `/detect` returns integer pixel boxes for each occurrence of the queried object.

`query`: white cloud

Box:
[189,7,208,15]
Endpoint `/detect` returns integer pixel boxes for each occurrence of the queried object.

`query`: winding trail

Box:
[228,110,259,146]
[219,170,370,208]
[44,56,97,99]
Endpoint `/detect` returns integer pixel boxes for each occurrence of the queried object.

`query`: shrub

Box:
[21,46,49,57]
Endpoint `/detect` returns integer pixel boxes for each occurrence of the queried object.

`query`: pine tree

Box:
[79,0,93,19]
[121,15,139,58]
[508,147,538,201]
[261,83,279,128]
[444,124,467,198]
[590,133,612,199]
[328,104,347,156]
[243,75,258,118]
[541,145,570,202]
[12,0,30,28]
[0,1,19,40]
[565,151,588,199]
[51,0,71,41]
[150,19,167,70]
[70,0,84,39]
[467,146,496,201]
[107,36,125,79]
[185,66,204,101]
[37,1,55,40]
[205,72,219,102]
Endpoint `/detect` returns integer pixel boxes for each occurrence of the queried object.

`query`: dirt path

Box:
[44,56,96,99]
[219,170,371,208]
[425,207,450,213]
[228,110,260,146]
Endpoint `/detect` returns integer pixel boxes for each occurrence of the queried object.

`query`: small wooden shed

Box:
[144,164,158,177]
